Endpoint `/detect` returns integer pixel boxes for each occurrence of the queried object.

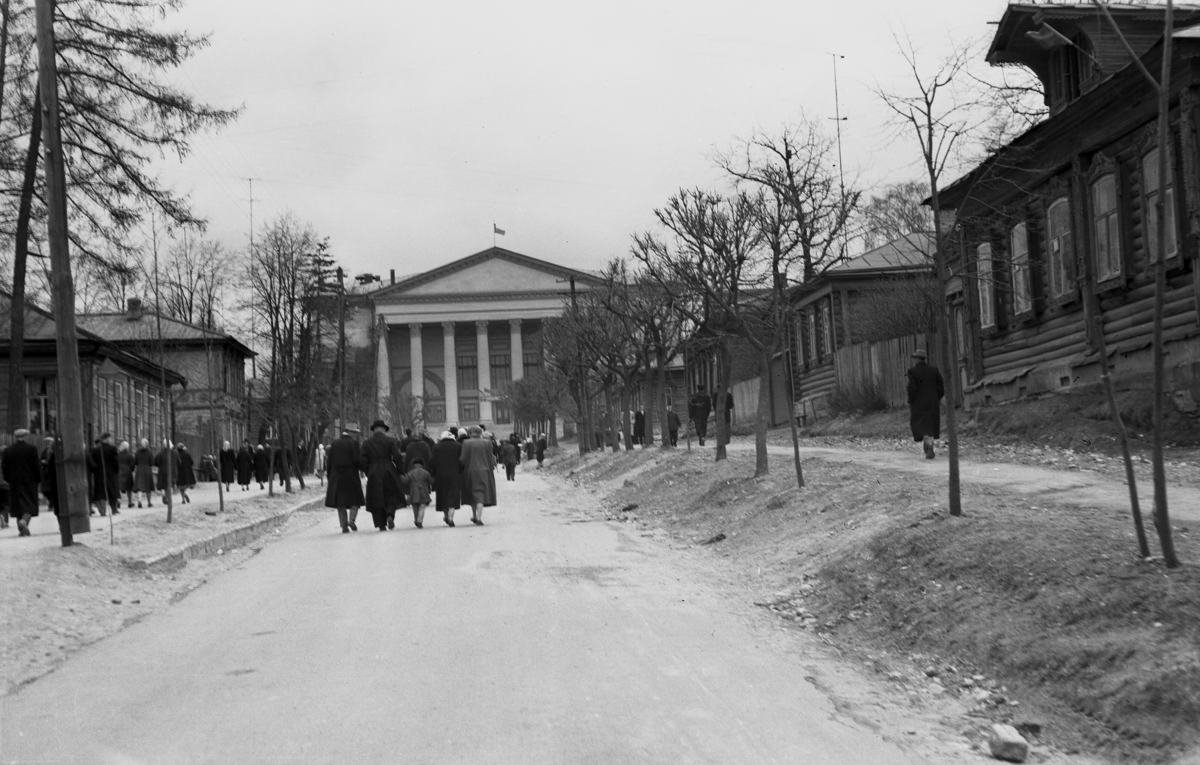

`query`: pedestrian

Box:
[134,438,155,507]
[666,404,681,447]
[176,443,195,504]
[236,440,254,491]
[362,419,405,531]
[689,385,712,446]
[89,432,120,517]
[430,431,462,527]
[906,348,945,459]
[524,435,535,462]
[499,438,518,481]
[535,432,547,467]
[2,429,40,536]
[633,408,645,446]
[459,425,497,526]
[0,448,8,530]
[253,444,269,489]
[155,439,179,504]
[117,441,135,508]
[218,440,236,492]
[404,430,432,474]
[324,429,365,533]
[313,440,327,486]
[403,457,433,528]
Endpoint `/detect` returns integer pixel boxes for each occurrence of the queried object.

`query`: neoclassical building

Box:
[371,247,599,432]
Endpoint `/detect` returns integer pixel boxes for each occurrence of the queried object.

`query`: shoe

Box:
[472,518,483,526]
[89,510,96,517]
[924,441,935,459]
[348,521,357,532]
[448,519,455,527]
[148,503,154,507]
[415,522,423,529]
[386,518,394,530]
[137,502,143,508]
[342,527,350,534]
[17,519,29,536]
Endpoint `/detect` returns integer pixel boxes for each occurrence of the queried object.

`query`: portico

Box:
[371,247,597,432]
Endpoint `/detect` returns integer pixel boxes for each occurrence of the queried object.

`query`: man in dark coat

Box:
[235,441,254,490]
[219,441,236,491]
[689,385,712,446]
[535,433,547,466]
[253,445,270,489]
[633,409,645,446]
[89,432,120,517]
[361,420,405,530]
[324,430,365,532]
[906,348,945,459]
[666,404,681,447]
[3,429,41,536]
[430,431,462,526]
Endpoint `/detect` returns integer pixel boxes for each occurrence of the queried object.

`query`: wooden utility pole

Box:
[36,0,89,544]
[151,220,174,522]
[337,266,346,432]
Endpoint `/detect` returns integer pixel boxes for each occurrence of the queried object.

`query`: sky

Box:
[159,0,1017,282]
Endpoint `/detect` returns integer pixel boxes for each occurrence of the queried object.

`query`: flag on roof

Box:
[493,224,506,236]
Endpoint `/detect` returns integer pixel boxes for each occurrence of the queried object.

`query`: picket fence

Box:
[832,333,938,410]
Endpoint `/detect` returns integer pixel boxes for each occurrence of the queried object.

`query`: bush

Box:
[829,379,889,414]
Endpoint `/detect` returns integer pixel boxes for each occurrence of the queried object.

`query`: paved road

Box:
[0,468,934,764]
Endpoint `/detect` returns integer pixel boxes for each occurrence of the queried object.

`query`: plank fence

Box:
[832,333,938,410]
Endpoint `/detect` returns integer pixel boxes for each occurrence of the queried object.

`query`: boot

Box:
[348,507,359,531]
[337,508,349,532]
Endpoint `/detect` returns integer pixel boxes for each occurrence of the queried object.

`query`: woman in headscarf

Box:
[117,440,135,508]
[155,439,179,504]
[176,443,196,504]
[430,430,462,526]
[458,425,496,526]
[219,440,236,492]
[253,444,270,489]
[134,438,155,507]
[236,440,254,490]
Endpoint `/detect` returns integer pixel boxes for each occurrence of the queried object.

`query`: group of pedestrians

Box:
[217,440,287,492]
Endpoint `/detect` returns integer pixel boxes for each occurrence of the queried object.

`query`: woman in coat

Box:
[430,431,462,526]
[235,442,254,490]
[154,439,180,503]
[459,425,497,526]
[176,443,196,504]
[133,438,155,507]
[361,420,405,530]
[218,441,237,491]
[253,445,270,489]
[117,441,135,508]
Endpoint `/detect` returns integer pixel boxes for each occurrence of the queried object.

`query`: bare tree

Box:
[156,234,231,329]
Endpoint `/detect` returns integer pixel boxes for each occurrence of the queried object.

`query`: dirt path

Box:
[728,441,1200,525]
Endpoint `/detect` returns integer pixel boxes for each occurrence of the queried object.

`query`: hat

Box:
[13,428,29,437]
[370,419,389,432]
[912,349,928,360]
[440,431,454,440]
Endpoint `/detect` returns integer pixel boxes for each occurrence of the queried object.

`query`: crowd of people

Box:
[323,421,547,533]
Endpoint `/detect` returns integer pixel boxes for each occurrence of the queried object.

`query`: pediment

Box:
[404,258,566,296]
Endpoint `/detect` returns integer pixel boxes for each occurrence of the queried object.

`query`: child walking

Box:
[403,458,433,529]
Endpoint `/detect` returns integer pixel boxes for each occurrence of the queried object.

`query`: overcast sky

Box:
[161,0,1015,281]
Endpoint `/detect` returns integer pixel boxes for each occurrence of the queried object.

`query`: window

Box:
[134,386,145,438]
[493,402,512,425]
[977,243,996,329]
[114,382,126,439]
[424,402,445,423]
[1010,223,1033,314]
[819,301,833,356]
[1047,32,1090,108]
[26,377,56,434]
[523,351,541,379]
[1142,149,1178,260]
[806,308,817,365]
[490,353,512,387]
[1092,174,1122,281]
[459,400,478,422]
[1046,198,1074,298]
[457,355,478,391]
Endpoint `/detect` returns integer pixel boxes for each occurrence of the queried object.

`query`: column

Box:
[375,318,391,424]
[443,322,457,425]
[409,322,424,401]
[510,318,524,381]
[476,320,492,423]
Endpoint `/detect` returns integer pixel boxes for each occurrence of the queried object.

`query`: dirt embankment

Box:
[550,440,1199,765]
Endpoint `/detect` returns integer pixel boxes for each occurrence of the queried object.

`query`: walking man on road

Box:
[906,348,945,460]
[2,429,41,536]
[362,420,405,531]
[325,429,365,533]
[689,385,711,446]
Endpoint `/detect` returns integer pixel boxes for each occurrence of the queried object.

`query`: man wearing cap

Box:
[361,419,405,531]
[907,348,945,459]
[325,429,365,532]
[2,429,41,536]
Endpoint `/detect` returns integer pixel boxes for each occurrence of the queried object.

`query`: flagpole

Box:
[493,221,496,248]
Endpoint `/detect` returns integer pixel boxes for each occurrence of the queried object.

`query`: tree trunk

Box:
[620,381,633,451]
[714,338,731,462]
[6,85,41,433]
[642,358,655,447]
[656,347,671,449]
[753,345,771,477]
[604,382,618,453]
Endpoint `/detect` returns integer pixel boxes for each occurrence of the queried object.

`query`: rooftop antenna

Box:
[244,177,260,251]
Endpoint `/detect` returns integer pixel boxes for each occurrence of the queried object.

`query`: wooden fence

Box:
[832,333,938,410]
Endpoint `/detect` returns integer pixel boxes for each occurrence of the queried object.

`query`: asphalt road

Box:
[1,467,931,765]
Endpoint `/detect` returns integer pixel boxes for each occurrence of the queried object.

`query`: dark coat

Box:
[633,411,645,440]
[460,437,497,507]
[499,441,518,467]
[219,448,236,483]
[906,361,945,441]
[361,432,405,513]
[2,440,41,517]
[667,410,681,432]
[155,447,180,490]
[524,440,535,461]
[403,465,433,507]
[134,447,155,493]
[89,441,120,503]
[253,448,270,483]
[324,436,365,509]
[177,450,196,487]
[117,449,134,492]
[430,438,461,513]
[536,437,547,463]
[403,438,432,474]
[235,448,254,485]
[688,392,711,423]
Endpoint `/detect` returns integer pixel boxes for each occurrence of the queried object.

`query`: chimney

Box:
[390,269,395,285]
[126,297,143,319]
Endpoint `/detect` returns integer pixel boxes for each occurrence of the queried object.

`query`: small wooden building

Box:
[937,4,1200,408]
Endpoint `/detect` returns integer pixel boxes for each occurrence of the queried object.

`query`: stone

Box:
[988,724,1030,762]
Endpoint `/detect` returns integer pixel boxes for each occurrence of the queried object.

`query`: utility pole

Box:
[338,266,346,433]
[151,217,174,522]
[569,277,589,456]
[36,0,89,545]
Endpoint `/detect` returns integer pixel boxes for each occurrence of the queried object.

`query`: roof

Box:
[371,246,603,300]
[987,3,1200,65]
[827,233,934,274]
[77,311,255,358]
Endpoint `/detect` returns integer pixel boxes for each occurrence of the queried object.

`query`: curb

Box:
[125,495,324,572]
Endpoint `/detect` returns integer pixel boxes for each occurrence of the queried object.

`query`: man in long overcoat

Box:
[689,385,712,446]
[460,425,497,526]
[89,432,120,517]
[906,348,945,459]
[235,441,254,490]
[324,430,365,532]
[361,420,405,531]
[430,431,462,526]
[3,430,41,536]
[219,441,237,491]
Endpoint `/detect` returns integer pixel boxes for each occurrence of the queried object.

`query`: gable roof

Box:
[827,233,934,274]
[77,311,255,358]
[371,246,602,301]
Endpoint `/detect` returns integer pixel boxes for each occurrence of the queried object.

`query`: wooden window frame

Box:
[1090,169,1125,286]
[1010,222,1033,316]
[1141,146,1180,264]
[1046,197,1076,301]
[977,243,996,329]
